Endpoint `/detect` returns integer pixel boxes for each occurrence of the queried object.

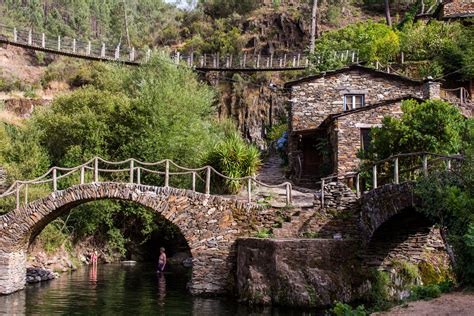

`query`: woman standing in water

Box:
[157,247,166,274]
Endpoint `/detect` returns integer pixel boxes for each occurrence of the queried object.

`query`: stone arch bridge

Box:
[0,153,463,295]
[0,182,265,295]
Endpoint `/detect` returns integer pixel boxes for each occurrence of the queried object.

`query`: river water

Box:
[0,263,321,315]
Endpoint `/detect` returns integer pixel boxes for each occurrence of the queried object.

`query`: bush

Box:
[331,302,367,316]
[409,284,442,300]
[204,130,261,193]
[254,228,272,238]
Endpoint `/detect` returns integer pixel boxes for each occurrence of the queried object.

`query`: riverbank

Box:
[374,291,474,316]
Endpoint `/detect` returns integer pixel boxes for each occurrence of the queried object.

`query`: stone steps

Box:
[272,208,316,238]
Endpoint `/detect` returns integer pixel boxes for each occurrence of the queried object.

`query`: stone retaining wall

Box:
[236,238,364,307]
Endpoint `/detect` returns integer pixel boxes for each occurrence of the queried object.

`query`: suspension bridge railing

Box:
[0,23,359,70]
[319,152,464,208]
[0,157,294,211]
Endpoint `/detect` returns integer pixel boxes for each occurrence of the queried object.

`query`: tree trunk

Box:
[309,0,318,54]
[440,226,457,268]
[384,0,392,26]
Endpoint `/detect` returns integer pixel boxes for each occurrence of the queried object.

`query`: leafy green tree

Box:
[415,124,474,283]
[309,21,400,72]
[362,99,468,162]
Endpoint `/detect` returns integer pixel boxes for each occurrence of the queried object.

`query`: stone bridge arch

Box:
[0,182,257,295]
[359,182,420,241]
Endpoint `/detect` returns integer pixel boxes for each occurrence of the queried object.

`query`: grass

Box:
[254,228,273,238]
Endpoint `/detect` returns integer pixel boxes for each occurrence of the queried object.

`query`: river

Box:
[0,263,321,315]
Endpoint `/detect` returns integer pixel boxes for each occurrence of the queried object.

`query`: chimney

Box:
[423,77,441,99]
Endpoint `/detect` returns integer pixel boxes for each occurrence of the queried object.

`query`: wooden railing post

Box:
[115,44,120,60]
[80,166,85,184]
[52,168,58,192]
[41,33,45,48]
[447,159,452,171]
[24,184,28,205]
[73,38,76,53]
[394,157,399,184]
[165,160,170,187]
[205,167,211,195]
[87,41,91,55]
[13,27,17,42]
[28,29,32,45]
[94,158,99,182]
[129,160,134,183]
[137,167,141,185]
[286,183,292,206]
[320,179,325,208]
[247,177,252,204]
[356,173,360,197]
[101,43,105,58]
[423,155,428,177]
[373,164,378,189]
[57,36,61,51]
[15,183,20,211]
[192,172,196,192]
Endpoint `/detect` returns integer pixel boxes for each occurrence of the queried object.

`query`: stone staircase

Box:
[272,208,317,238]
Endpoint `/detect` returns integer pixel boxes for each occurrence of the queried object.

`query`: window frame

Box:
[343,94,365,111]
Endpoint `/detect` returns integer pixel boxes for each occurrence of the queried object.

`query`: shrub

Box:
[331,302,367,316]
[204,131,261,193]
[254,228,272,238]
[409,284,442,300]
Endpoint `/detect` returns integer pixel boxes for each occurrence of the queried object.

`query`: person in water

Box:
[91,250,99,265]
[157,247,166,273]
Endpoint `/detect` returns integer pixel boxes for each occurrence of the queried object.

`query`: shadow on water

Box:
[0,263,325,315]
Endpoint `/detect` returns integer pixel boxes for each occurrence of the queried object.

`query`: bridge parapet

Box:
[0,156,295,213]
[318,152,463,208]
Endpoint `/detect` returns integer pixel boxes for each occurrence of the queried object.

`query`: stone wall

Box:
[236,238,364,307]
[288,68,424,132]
[442,0,474,18]
[331,101,404,174]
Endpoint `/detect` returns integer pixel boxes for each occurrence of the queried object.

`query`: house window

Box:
[360,128,372,152]
[344,95,365,111]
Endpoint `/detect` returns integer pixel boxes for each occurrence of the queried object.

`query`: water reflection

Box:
[0,264,324,315]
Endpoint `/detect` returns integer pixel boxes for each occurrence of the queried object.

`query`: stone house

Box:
[283,65,470,181]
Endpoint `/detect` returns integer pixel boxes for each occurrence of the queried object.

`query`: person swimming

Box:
[157,247,166,273]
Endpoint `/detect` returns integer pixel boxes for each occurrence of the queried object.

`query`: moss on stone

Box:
[418,261,451,285]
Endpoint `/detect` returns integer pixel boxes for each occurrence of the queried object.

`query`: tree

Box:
[415,124,474,283]
[309,0,318,54]
[384,0,392,26]
[362,99,468,162]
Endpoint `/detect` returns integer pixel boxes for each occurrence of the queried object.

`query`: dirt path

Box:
[374,292,474,316]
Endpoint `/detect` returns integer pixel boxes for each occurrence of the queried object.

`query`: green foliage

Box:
[0,56,252,258]
[37,220,69,254]
[409,284,441,300]
[331,302,368,316]
[267,123,287,143]
[415,124,474,284]
[309,21,400,72]
[308,18,472,79]
[362,99,467,162]
[199,0,259,18]
[254,228,272,238]
[204,130,261,193]
[302,231,320,238]
[367,269,391,308]
[393,260,420,284]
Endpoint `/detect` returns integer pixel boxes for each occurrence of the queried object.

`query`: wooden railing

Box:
[319,152,464,208]
[0,157,294,211]
[0,23,358,71]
